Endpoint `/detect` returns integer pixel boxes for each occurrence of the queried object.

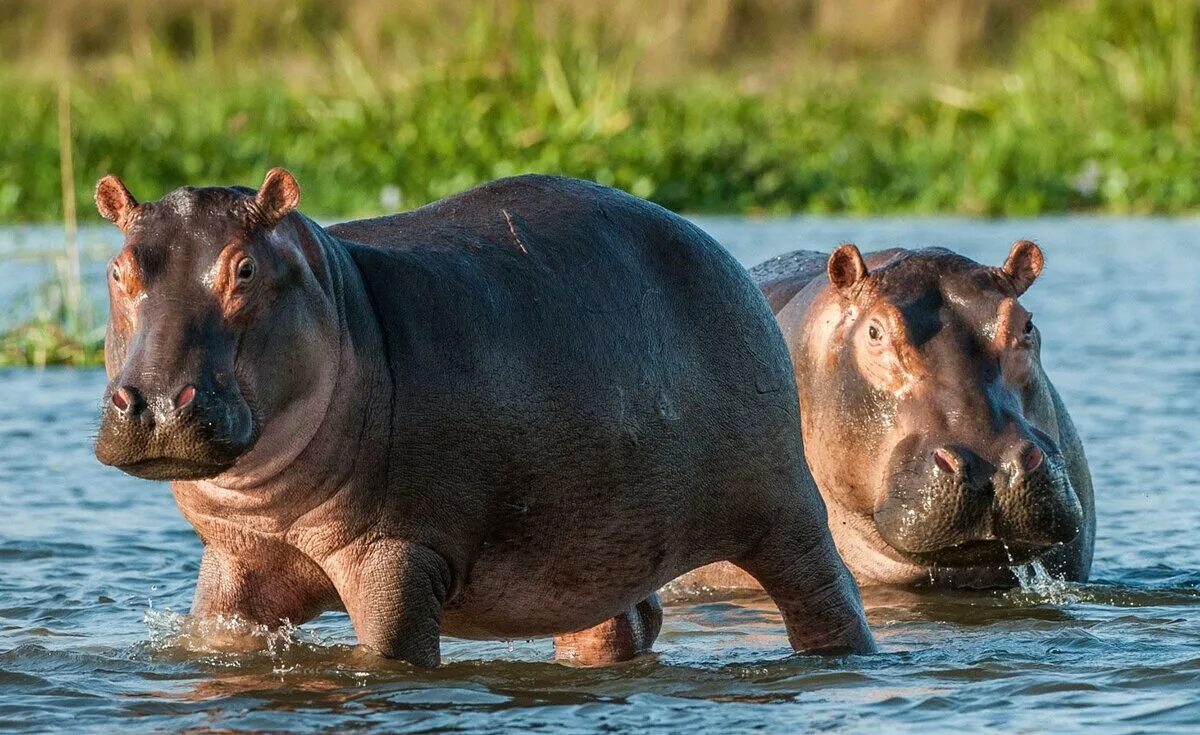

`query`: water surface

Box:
[1,218,1198,733]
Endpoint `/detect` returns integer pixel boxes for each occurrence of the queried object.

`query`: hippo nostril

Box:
[1022,444,1044,473]
[933,448,961,475]
[111,387,133,413]
[174,385,197,410]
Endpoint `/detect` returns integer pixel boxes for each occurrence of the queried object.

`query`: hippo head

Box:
[799,242,1083,571]
[93,169,340,482]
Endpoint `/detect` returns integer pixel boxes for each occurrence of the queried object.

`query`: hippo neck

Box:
[175,216,389,539]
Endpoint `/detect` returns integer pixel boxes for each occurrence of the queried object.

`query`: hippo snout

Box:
[993,444,1083,549]
[874,436,1082,566]
[95,379,254,481]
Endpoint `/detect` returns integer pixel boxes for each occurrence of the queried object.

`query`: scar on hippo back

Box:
[501,209,529,255]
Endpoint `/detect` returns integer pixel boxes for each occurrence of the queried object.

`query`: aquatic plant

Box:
[0,82,102,367]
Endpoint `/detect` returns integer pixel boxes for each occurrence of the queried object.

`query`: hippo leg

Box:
[553,593,663,665]
[191,545,337,625]
[737,525,877,655]
[323,539,451,668]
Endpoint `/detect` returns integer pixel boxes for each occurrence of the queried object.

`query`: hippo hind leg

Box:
[553,593,663,665]
[736,520,877,655]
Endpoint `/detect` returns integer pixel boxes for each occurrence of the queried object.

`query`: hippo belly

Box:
[442,547,678,640]
[438,462,693,639]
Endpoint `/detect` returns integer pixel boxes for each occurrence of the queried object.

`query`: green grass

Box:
[2,0,1199,365]
[4,0,1200,222]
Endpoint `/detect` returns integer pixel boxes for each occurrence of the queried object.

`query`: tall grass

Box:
[0,82,102,368]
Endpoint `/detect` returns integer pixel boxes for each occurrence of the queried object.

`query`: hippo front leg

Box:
[553,593,663,665]
[738,521,876,655]
[191,544,337,626]
[323,538,452,668]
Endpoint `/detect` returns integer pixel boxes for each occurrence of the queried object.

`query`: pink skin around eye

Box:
[853,306,927,397]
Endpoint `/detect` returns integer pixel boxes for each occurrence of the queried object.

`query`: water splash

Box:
[1007,559,1079,605]
[144,608,325,659]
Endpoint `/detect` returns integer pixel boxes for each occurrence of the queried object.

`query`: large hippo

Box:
[91,169,874,666]
[677,243,1093,590]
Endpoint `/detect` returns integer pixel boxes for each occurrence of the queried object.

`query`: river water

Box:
[1,218,1198,733]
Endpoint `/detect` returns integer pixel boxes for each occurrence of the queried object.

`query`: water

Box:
[2,218,1199,733]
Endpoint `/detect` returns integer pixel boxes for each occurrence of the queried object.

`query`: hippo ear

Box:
[827,244,868,295]
[1002,240,1044,295]
[94,175,139,231]
[255,167,301,228]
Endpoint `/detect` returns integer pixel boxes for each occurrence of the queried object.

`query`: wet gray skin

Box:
[678,243,1094,589]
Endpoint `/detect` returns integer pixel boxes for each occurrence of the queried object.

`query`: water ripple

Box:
[2,219,1200,732]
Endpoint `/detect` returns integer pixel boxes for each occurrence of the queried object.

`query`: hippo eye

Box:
[868,325,882,341]
[1024,317,1034,335]
[110,264,121,283]
[235,257,256,284]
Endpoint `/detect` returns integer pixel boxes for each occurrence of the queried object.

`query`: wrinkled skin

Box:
[92,170,874,667]
[676,243,1094,590]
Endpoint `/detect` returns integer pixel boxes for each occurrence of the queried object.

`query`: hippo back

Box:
[327,174,795,413]
[747,250,830,313]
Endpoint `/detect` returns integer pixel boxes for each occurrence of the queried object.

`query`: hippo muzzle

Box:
[873,432,1083,566]
[95,376,254,481]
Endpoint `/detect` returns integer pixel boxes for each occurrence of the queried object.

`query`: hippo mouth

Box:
[113,455,237,481]
[95,426,250,481]
[894,538,1056,567]
[94,392,256,482]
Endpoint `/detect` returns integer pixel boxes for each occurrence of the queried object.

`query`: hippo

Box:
[91,169,874,666]
[676,243,1093,590]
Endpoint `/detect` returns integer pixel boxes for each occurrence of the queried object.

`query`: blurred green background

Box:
[3,0,1198,222]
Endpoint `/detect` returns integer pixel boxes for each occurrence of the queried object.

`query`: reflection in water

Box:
[2,218,1200,732]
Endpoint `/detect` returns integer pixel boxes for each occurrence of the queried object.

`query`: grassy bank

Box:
[2,0,1198,365]
[3,0,1200,222]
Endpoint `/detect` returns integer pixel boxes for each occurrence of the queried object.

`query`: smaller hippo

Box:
[677,242,1093,590]
[91,169,874,667]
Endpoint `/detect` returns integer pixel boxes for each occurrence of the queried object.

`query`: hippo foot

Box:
[552,593,663,666]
